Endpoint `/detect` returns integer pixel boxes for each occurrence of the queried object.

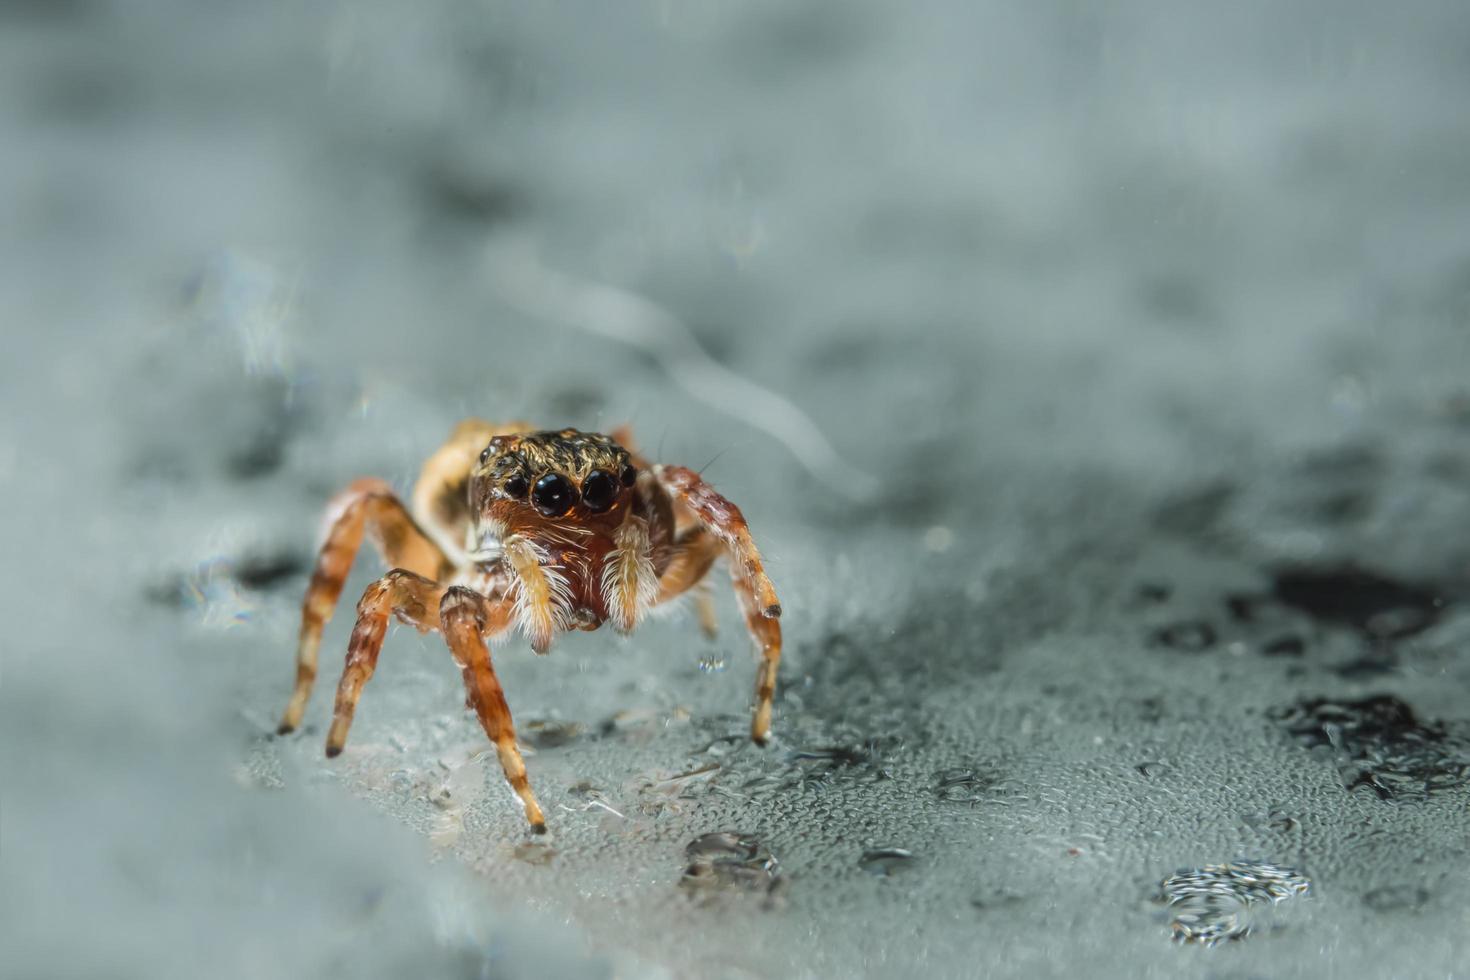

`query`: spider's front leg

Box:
[439,586,546,831]
[279,479,453,735]
[654,466,784,745]
[323,569,444,756]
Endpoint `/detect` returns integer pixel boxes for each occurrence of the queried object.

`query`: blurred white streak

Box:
[188,249,296,378]
[484,241,878,502]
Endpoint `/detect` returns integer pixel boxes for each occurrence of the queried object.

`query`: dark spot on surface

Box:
[1261,635,1305,658]
[1225,593,1264,623]
[1134,582,1173,604]
[1139,271,1214,325]
[233,552,306,590]
[224,439,285,479]
[1152,482,1235,537]
[1150,620,1217,652]
[1270,566,1444,640]
[1363,884,1430,913]
[143,579,187,608]
[1136,761,1170,778]
[144,551,305,607]
[1331,654,1398,680]
[1302,490,1372,524]
[420,163,524,226]
[1293,444,1383,480]
[221,384,305,480]
[1270,695,1470,800]
[971,890,1025,911]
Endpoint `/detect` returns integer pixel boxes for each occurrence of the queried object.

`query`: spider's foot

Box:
[529,821,548,836]
[276,721,296,736]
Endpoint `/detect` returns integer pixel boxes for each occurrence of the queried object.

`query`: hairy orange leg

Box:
[323,570,445,755]
[279,480,452,735]
[655,467,784,744]
[440,587,546,832]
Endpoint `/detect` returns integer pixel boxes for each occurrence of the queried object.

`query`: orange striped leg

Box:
[278,478,451,735]
[440,586,546,832]
[323,570,444,755]
[733,567,783,745]
[655,467,783,743]
[655,466,781,618]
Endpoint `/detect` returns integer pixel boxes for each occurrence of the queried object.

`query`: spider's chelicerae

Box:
[276,421,783,832]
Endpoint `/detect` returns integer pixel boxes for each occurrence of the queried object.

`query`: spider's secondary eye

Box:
[479,447,492,465]
[503,474,529,499]
[581,470,619,512]
[531,473,577,516]
[620,464,637,487]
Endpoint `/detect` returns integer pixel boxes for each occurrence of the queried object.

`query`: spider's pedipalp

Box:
[502,534,573,653]
[601,516,659,633]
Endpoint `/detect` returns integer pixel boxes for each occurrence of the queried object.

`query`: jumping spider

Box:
[276,421,783,832]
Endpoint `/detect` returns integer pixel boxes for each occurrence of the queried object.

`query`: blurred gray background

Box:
[5,2,1470,977]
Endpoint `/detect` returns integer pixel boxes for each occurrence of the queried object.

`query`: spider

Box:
[275,421,783,833]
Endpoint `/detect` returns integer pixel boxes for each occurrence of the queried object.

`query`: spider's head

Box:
[471,428,637,532]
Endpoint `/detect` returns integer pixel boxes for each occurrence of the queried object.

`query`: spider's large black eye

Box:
[531,473,577,516]
[480,447,492,465]
[503,474,529,499]
[581,470,619,513]
[620,464,637,487]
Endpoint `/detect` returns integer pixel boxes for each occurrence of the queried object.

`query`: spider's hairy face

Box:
[471,428,637,534]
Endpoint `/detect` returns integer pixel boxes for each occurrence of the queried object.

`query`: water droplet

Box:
[1240,808,1298,833]
[858,848,915,877]
[522,719,582,748]
[1271,695,1470,800]
[1150,620,1217,652]
[1363,884,1429,913]
[1157,862,1310,945]
[1261,635,1305,657]
[932,766,1015,805]
[681,831,781,904]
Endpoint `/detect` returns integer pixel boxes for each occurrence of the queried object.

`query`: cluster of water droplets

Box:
[1157,862,1311,945]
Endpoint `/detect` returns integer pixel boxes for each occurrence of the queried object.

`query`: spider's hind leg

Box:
[278,480,452,735]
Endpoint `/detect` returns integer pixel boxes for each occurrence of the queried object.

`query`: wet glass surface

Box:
[5,3,1470,978]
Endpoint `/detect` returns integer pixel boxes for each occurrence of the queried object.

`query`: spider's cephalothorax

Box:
[275,420,783,834]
